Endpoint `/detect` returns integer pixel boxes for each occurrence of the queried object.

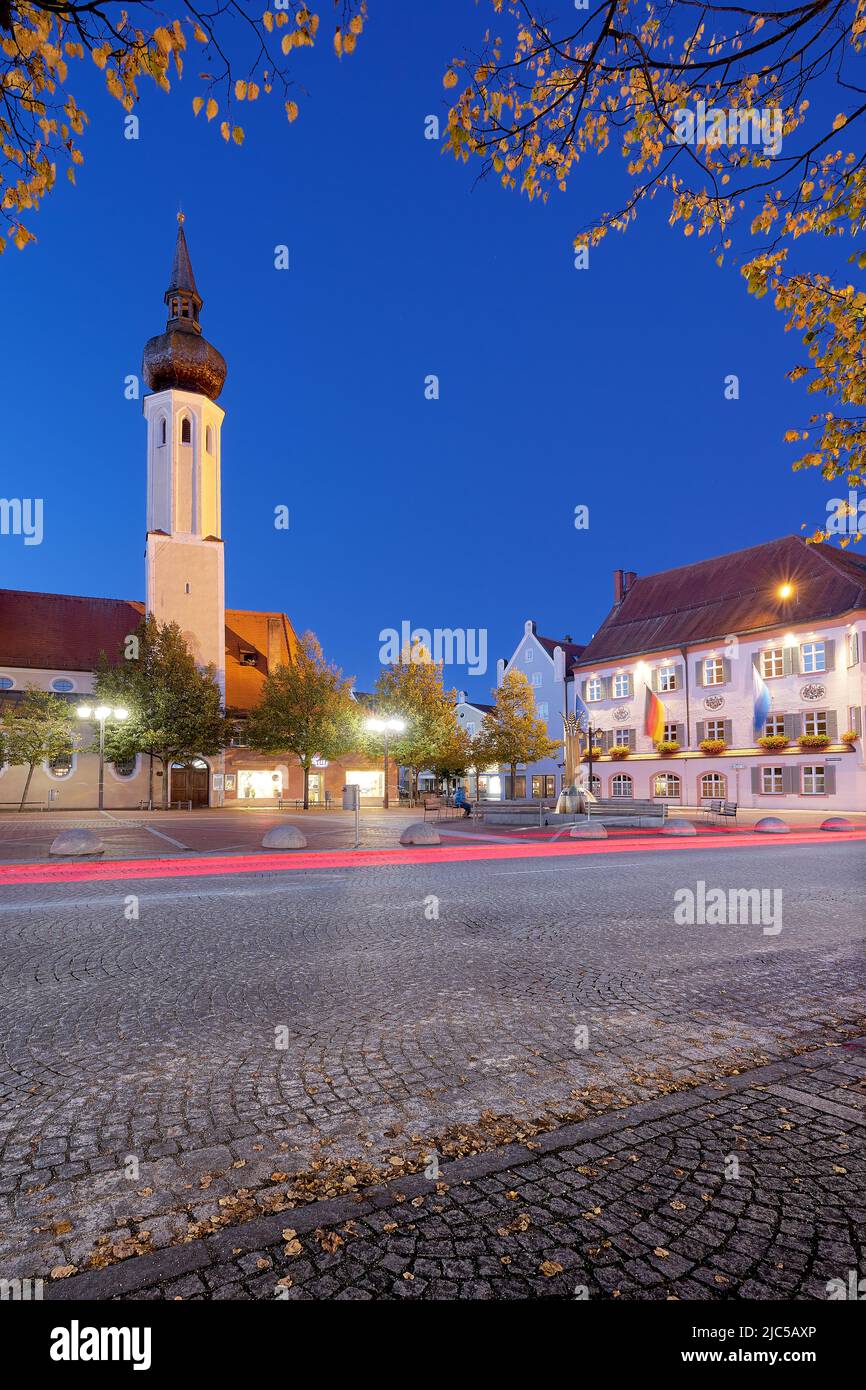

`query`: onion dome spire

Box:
[142,214,227,401]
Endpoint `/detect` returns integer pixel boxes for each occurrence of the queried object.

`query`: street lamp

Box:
[77,704,129,811]
[364,716,405,809]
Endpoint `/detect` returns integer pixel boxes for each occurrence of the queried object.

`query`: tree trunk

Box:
[18,762,35,812]
[510,762,517,800]
[302,761,310,810]
[162,758,170,810]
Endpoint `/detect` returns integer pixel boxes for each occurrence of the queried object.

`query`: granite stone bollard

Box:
[661,818,697,836]
[261,825,308,850]
[820,817,854,832]
[399,822,441,846]
[754,816,790,833]
[49,829,104,857]
[568,822,608,840]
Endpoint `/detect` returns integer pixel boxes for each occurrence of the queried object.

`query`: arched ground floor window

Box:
[610,773,633,798]
[700,772,727,800]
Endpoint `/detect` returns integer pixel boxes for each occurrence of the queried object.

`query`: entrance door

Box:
[308,773,323,805]
[171,760,209,807]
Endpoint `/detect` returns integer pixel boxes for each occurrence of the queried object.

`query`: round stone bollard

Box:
[661,818,697,836]
[261,825,308,850]
[49,829,104,857]
[820,817,854,832]
[569,822,607,840]
[399,822,441,847]
[754,816,790,834]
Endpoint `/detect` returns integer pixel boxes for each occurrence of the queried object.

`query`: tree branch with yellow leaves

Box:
[444,0,866,541]
[0,0,366,250]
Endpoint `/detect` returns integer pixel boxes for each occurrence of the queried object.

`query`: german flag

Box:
[644,683,666,744]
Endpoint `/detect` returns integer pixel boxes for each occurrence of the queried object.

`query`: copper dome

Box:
[141,215,227,401]
[143,329,227,400]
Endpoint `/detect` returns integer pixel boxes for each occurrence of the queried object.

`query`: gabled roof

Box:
[0,589,296,713]
[536,633,585,664]
[574,536,866,667]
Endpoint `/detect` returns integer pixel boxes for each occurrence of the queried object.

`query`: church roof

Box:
[574,536,866,666]
[0,590,296,713]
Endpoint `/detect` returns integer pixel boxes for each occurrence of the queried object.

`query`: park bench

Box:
[588,797,667,827]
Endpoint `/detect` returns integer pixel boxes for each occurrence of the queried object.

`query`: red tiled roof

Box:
[0,590,296,713]
[574,536,866,666]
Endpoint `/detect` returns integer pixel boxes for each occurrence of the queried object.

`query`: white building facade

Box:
[572,540,866,812]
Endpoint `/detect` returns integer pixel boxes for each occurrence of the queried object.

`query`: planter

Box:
[582,747,603,761]
[655,741,681,755]
[797,734,831,750]
[698,739,727,756]
[757,735,790,751]
[841,731,858,746]
[609,746,631,760]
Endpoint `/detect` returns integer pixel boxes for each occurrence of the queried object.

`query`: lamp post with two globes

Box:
[76,704,129,812]
[363,716,405,809]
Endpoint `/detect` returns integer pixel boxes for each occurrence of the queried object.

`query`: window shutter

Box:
[602,676,612,699]
[675,663,685,690]
[626,674,634,699]
[675,722,685,745]
[696,720,706,742]
[826,710,838,742]
[723,719,733,743]
[695,660,704,687]
[824,639,836,671]
[751,767,761,794]
[851,706,863,736]
[782,646,794,677]
[825,764,837,795]
[651,667,659,692]
[788,645,800,675]
[783,713,799,742]
[850,634,860,666]
[752,652,761,672]
[722,657,732,683]
[581,679,588,701]
[628,728,636,751]
[783,765,799,795]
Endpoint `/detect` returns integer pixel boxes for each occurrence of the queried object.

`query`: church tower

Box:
[142,215,227,697]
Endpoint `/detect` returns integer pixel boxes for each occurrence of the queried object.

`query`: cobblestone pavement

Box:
[47,1043,866,1301]
[0,839,863,1294]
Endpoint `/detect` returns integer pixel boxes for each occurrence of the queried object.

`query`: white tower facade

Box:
[141,216,228,698]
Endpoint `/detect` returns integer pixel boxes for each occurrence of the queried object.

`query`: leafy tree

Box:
[94,614,227,808]
[0,0,366,250]
[464,726,499,802]
[371,644,457,801]
[1,687,75,810]
[444,2,866,537]
[480,669,560,799]
[245,630,357,809]
[429,722,473,792]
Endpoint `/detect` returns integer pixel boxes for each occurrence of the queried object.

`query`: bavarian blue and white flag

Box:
[573,688,590,732]
[752,663,771,738]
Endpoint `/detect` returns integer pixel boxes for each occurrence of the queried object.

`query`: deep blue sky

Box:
[1,1,849,697]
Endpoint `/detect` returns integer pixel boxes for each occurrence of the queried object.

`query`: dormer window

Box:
[181,417,192,445]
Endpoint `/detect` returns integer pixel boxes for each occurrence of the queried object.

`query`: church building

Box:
[0,219,395,810]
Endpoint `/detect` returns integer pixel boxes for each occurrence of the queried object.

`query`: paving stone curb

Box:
[45,1039,865,1301]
